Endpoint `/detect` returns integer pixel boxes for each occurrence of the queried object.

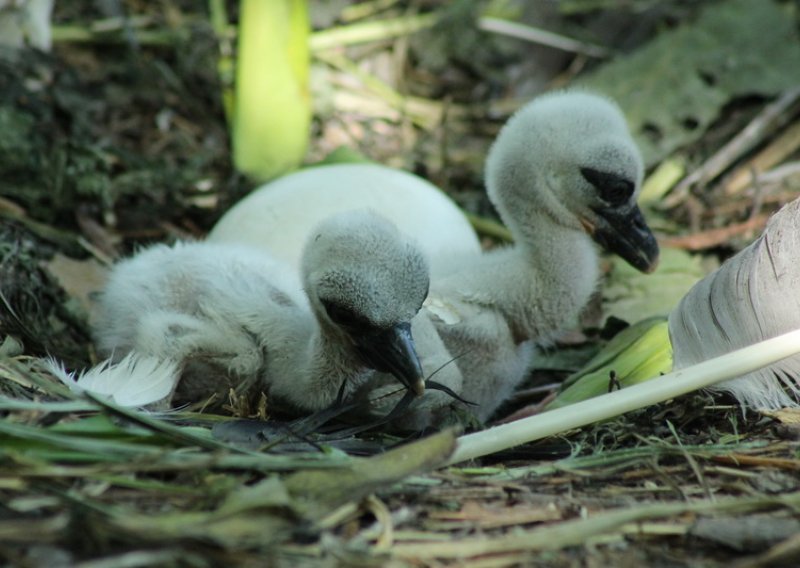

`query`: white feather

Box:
[669,198,800,408]
[46,353,180,408]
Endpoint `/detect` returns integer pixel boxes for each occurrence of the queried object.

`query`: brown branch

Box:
[659,214,770,251]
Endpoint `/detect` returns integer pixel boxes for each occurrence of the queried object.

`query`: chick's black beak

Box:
[353,322,425,396]
[583,203,660,273]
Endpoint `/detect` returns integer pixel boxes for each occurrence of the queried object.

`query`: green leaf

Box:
[602,247,709,324]
[285,428,457,520]
[312,146,372,167]
[583,0,800,166]
[217,475,293,517]
[548,317,672,410]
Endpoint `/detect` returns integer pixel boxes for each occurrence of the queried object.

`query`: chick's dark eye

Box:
[321,299,369,330]
[580,167,634,207]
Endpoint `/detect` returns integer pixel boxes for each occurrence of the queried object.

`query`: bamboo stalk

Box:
[447,328,800,465]
[232,0,310,180]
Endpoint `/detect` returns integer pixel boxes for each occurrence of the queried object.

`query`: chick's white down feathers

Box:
[412,91,651,421]
[208,90,656,426]
[209,163,481,275]
[85,90,656,426]
[92,210,430,412]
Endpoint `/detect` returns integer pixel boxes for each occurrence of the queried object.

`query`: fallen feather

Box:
[46,353,179,408]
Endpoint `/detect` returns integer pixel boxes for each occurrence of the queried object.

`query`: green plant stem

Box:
[207,0,234,126]
[340,0,403,22]
[52,12,437,51]
[448,328,800,465]
[465,213,513,242]
[309,12,437,51]
[51,24,180,45]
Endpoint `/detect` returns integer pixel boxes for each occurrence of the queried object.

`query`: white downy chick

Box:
[92,210,430,412]
[208,163,481,275]
[202,91,659,427]
[420,91,659,421]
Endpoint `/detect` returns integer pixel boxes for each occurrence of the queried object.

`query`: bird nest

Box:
[1,1,800,566]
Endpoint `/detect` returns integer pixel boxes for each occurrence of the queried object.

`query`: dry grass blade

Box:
[82,392,256,454]
[478,17,609,58]
[722,121,800,197]
[387,493,800,560]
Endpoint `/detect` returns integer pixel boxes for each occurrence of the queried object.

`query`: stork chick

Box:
[93,210,430,412]
[208,163,481,274]
[422,91,659,420]
[202,90,659,427]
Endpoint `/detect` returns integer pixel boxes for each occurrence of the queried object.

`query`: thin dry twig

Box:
[478,17,609,58]
[666,87,800,207]
[659,214,770,251]
[721,121,800,196]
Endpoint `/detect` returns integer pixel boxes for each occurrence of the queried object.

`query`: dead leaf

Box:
[43,253,108,317]
[760,408,800,425]
[690,515,800,552]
